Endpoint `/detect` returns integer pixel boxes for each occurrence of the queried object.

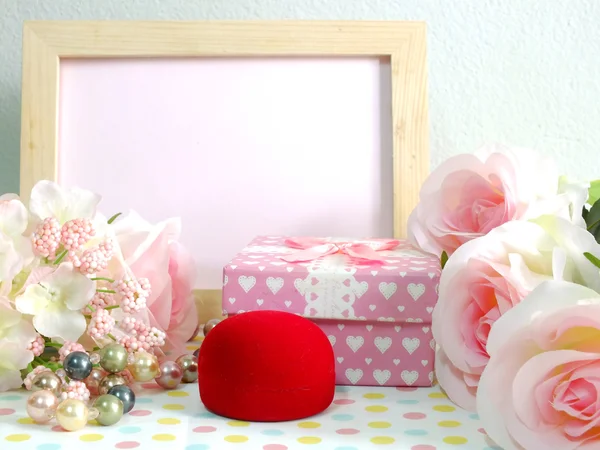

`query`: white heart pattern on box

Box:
[402,337,420,354]
[345,368,363,385]
[228,297,236,304]
[401,370,419,385]
[284,300,292,308]
[256,299,264,306]
[238,276,256,293]
[407,283,425,301]
[346,336,364,353]
[327,335,336,346]
[266,277,284,294]
[378,282,397,300]
[373,369,391,385]
[374,337,392,354]
[354,281,369,298]
[223,275,228,286]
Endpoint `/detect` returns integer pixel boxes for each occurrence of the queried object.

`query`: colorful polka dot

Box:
[404,429,428,436]
[196,411,218,418]
[468,413,479,420]
[163,403,185,410]
[158,418,181,425]
[411,446,437,450]
[224,435,249,443]
[51,425,65,432]
[0,395,21,401]
[119,426,142,434]
[115,442,141,449]
[80,434,104,442]
[17,417,35,424]
[333,399,355,405]
[433,405,456,412]
[263,445,287,450]
[331,414,354,421]
[153,434,177,441]
[135,397,153,404]
[334,447,359,450]
[443,436,468,445]
[396,386,417,391]
[297,436,322,444]
[438,420,461,427]
[368,421,391,428]
[403,412,427,420]
[167,390,189,397]
[0,408,15,416]
[397,399,419,405]
[129,409,152,416]
[298,421,321,429]
[370,436,395,444]
[363,393,385,399]
[36,445,61,450]
[428,392,447,399]
[193,426,217,433]
[365,405,388,412]
[336,428,360,435]
[5,434,31,442]
[261,429,284,436]
[141,383,161,390]
[185,446,210,450]
[335,386,351,392]
[227,420,250,427]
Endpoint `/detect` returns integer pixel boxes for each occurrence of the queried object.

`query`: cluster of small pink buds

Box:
[71,247,108,275]
[31,217,61,258]
[89,291,117,309]
[120,317,146,335]
[143,327,166,348]
[24,366,51,390]
[88,308,115,340]
[115,277,151,313]
[118,335,143,353]
[60,380,91,402]
[60,218,95,251]
[27,335,46,357]
[98,238,114,259]
[58,341,86,362]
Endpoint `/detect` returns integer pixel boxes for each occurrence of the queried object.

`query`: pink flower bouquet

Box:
[409,144,600,449]
[0,181,198,392]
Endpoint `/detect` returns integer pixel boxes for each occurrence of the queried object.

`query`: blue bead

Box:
[108,385,136,414]
[63,351,92,380]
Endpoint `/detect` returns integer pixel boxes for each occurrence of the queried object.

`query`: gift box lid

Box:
[222,236,441,323]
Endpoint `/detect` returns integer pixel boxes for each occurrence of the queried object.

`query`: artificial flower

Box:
[432,215,600,411]
[0,197,33,282]
[111,211,198,352]
[15,263,96,342]
[478,280,600,450]
[407,144,588,257]
[0,299,36,392]
[28,180,101,224]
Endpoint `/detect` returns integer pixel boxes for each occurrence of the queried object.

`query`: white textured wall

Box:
[1,0,599,195]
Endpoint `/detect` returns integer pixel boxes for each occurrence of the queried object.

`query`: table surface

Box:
[0,337,499,450]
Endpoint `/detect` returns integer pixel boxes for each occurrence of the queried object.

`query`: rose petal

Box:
[435,348,477,411]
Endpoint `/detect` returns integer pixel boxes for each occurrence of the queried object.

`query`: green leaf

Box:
[107,212,122,224]
[53,249,68,265]
[589,180,600,206]
[586,199,600,244]
[440,251,448,269]
[584,252,600,269]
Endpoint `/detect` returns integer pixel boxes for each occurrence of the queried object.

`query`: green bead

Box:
[93,394,124,426]
[99,343,128,373]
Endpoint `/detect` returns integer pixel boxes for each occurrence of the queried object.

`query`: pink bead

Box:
[27,390,59,424]
[60,380,91,402]
[27,335,46,357]
[155,361,183,390]
[87,308,115,339]
[24,366,52,391]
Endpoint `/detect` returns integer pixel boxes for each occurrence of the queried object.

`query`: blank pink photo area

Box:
[58,57,393,289]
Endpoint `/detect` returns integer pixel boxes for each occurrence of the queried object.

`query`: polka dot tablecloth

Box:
[0,339,500,450]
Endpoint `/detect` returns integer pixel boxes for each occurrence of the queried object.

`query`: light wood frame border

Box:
[20,20,428,323]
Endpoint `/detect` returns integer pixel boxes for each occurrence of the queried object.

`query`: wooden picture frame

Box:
[20,20,428,324]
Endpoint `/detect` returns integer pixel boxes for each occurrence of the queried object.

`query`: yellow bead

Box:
[128,351,159,382]
[56,399,89,432]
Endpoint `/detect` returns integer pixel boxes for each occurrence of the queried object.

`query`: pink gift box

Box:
[222,236,441,387]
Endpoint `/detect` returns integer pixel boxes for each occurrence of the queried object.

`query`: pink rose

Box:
[433,216,600,411]
[112,212,198,352]
[478,281,600,450]
[408,144,587,257]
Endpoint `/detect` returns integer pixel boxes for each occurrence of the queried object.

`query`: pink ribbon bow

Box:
[279,237,400,263]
